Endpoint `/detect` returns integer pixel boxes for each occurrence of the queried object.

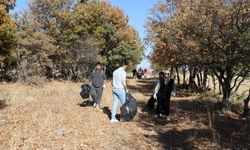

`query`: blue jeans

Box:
[111,89,126,120]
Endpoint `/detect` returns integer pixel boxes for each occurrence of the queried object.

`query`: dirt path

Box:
[0,79,249,149]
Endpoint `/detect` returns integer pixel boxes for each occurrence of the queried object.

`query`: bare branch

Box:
[231,76,245,94]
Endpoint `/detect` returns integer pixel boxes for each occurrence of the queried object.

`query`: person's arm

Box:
[89,71,93,85]
[121,71,128,92]
[172,80,176,96]
[103,72,107,88]
[153,82,160,99]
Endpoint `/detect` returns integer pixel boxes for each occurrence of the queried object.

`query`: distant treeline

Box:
[0,0,143,82]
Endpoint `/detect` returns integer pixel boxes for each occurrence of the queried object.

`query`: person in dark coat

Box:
[132,69,137,79]
[147,72,164,110]
[153,70,175,120]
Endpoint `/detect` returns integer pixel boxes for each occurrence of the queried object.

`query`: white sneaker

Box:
[160,114,166,117]
[166,116,171,121]
[110,119,119,123]
[95,104,100,109]
[93,103,96,107]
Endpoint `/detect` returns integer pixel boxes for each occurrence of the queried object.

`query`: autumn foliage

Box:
[1,0,143,81]
[147,0,250,111]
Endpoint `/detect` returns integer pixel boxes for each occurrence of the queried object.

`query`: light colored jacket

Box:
[112,67,126,90]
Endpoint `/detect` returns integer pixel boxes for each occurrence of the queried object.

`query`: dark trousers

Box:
[156,93,170,116]
[90,85,103,105]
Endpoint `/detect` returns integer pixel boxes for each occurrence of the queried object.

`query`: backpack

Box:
[80,84,91,99]
[120,93,138,122]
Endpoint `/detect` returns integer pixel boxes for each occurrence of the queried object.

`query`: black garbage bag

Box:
[137,73,143,79]
[147,95,156,109]
[120,93,137,122]
[80,84,91,99]
[79,100,93,107]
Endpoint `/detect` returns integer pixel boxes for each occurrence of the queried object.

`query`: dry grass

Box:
[0,79,249,149]
[0,81,151,149]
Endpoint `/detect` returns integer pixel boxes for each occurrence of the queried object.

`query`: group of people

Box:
[132,67,149,79]
[89,61,175,123]
[89,61,129,123]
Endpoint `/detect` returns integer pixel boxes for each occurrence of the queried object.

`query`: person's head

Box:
[164,70,170,77]
[159,72,165,84]
[120,60,128,69]
[159,72,165,78]
[95,62,102,70]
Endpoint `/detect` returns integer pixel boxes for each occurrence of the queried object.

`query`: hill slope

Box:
[0,79,249,149]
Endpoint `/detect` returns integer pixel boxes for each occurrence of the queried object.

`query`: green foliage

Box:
[12,0,143,81]
[73,1,143,75]
[0,0,16,59]
[0,0,17,81]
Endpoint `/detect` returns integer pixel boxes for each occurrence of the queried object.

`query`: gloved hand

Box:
[103,84,106,89]
[153,93,157,99]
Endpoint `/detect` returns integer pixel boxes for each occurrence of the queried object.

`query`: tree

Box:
[178,0,250,111]
[29,0,76,49]
[147,0,250,112]
[15,12,58,79]
[14,0,143,80]
[0,0,16,81]
[73,1,143,75]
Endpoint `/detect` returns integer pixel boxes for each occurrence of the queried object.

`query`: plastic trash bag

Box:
[80,84,91,99]
[120,93,137,122]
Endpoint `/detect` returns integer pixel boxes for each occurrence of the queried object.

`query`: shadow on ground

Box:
[130,78,250,149]
[78,99,93,107]
[128,79,155,97]
[136,98,250,149]
[0,100,8,110]
[102,106,111,119]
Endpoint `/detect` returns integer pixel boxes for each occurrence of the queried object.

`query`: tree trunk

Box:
[221,79,231,113]
[211,74,216,92]
[202,69,208,88]
[196,73,201,90]
[199,71,203,84]
[170,66,174,76]
[243,90,250,116]
[188,67,194,85]
[182,66,186,85]
[189,67,198,91]
[176,67,180,85]
[219,84,222,94]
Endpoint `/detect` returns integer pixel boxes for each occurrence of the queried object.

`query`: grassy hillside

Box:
[0,79,249,149]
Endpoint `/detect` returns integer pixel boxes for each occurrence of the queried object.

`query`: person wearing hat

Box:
[90,62,107,108]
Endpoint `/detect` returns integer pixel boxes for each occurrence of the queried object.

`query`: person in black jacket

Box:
[153,70,175,120]
[132,69,137,79]
[147,72,164,110]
